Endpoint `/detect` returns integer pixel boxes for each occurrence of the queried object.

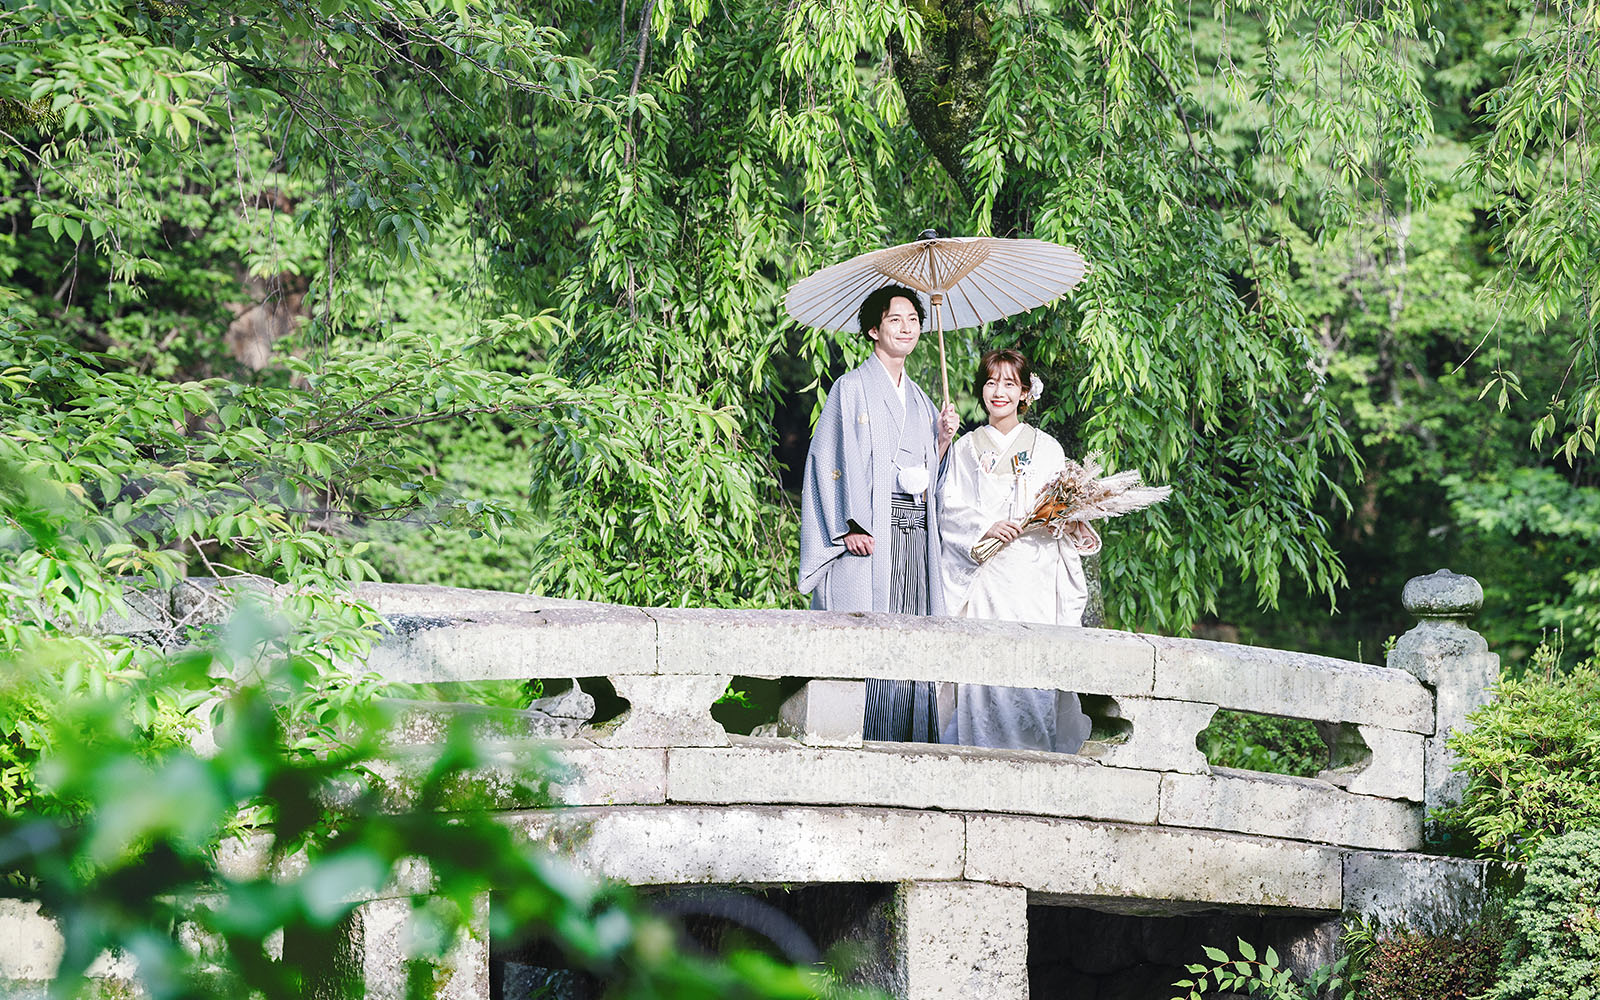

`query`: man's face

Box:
[868,296,923,360]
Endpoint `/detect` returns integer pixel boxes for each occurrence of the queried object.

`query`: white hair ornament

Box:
[1027,373,1044,404]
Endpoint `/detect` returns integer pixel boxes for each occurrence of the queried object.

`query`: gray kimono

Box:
[798,357,947,741]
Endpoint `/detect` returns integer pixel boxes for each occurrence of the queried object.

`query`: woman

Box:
[938,348,1095,753]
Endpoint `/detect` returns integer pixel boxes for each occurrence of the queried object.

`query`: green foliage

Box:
[914,0,1405,628]
[1171,937,1348,1000]
[1437,650,1600,863]
[1194,63,1597,667]
[1199,711,1327,776]
[1446,470,1600,664]
[4,0,1598,645]
[2,0,1454,624]
[1170,911,1506,1000]
[0,619,854,1000]
[1490,827,1600,1000]
[1462,0,1600,461]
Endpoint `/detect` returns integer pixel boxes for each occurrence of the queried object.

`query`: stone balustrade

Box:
[359,589,1437,857]
[2,571,1501,1000]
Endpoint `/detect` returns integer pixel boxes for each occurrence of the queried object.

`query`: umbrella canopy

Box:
[784,232,1089,404]
[784,234,1089,334]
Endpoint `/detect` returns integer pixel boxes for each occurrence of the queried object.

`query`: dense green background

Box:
[8,0,1598,671]
[6,1,1600,993]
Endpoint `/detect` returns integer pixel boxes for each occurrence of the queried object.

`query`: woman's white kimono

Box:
[939,423,1093,753]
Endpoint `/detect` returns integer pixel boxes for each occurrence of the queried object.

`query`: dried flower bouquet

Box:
[972,452,1172,563]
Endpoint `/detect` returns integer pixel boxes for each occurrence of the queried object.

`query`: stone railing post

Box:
[1385,569,1499,817]
[292,893,490,1000]
[893,882,1028,1000]
[779,680,865,747]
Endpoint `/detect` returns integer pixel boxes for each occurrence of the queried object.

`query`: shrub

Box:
[1360,925,1504,1000]
[1199,710,1326,777]
[1439,653,1600,862]
[0,626,857,1000]
[1490,827,1600,1000]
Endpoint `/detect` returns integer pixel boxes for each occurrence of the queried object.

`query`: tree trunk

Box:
[887,1,995,213]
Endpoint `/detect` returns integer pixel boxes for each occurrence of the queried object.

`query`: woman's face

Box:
[982,362,1024,423]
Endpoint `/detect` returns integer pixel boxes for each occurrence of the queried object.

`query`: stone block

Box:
[1389,621,1496,689]
[546,747,669,806]
[1084,698,1215,774]
[379,692,593,745]
[1150,634,1433,734]
[895,882,1029,1000]
[1386,570,1500,816]
[353,582,594,615]
[648,607,1155,696]
[90,585,172,637]
[505,805,966,885]
[1159,770,1422,851]
[296,895,489,1000]
[1400,569,1483,620]
[1423,657,1500,815]
[1342,851,1490,936]
[365,607,658,684]
[367,744,667,811]
[778,680,865,747]
[667,739,1160,824]
[0,900,60,980]
[170,576,273,627]
[213,831,274,881]
[587,674,731,747]
[0,901,137,989]
[1321,725,1424,802]
[964,814,1342,911]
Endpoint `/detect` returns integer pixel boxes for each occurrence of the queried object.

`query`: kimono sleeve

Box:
[797,377,873,596]
[938,434,991,612]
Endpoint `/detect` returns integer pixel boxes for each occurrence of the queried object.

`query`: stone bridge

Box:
[1,571,1500,999]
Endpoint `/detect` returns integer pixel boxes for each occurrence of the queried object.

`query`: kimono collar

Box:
[870,353,908,412]
[981,422,1029,450]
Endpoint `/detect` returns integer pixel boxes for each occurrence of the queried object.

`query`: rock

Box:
[778,680,865,747]
[503,805,966,885]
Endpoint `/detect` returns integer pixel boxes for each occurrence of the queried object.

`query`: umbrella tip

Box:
[918,229,940,241]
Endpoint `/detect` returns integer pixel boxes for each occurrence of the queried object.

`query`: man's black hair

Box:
[857,284,927,339]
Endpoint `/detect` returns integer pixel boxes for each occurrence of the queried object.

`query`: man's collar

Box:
[870,351,904,387]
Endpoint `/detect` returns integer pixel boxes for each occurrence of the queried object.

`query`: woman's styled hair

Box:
[972,348,1034,415]
[857,284,927,340]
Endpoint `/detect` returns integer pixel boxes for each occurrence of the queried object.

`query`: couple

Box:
[798,283,1093,754]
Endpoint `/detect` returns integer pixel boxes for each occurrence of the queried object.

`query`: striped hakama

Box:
[863,493,940,743]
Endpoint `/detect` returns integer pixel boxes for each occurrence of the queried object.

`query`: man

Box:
[798,284,959,742]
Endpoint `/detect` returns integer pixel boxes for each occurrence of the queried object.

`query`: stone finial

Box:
[1389,569,1490,685]
[1401,569,1483,621]
[1387,568,1499,822]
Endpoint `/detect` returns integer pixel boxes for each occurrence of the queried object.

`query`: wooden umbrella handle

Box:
[932,292,949,407]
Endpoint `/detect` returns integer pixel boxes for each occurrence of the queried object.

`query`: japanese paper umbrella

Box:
[783,230,1089,405]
